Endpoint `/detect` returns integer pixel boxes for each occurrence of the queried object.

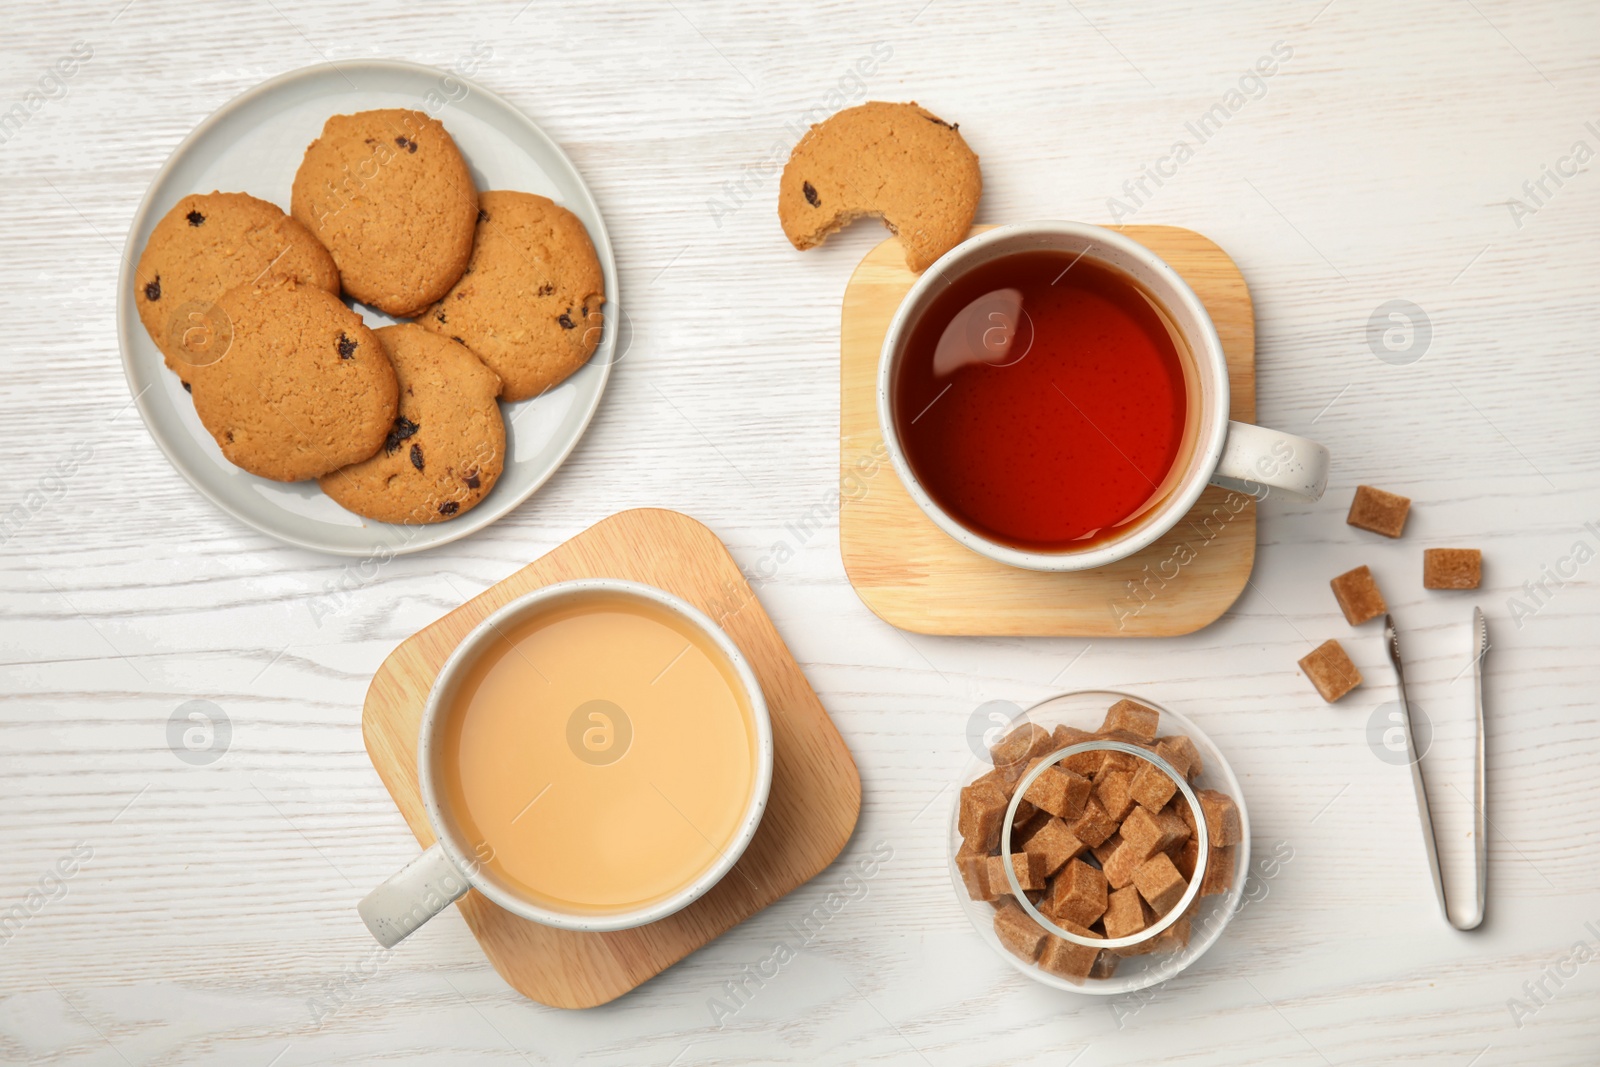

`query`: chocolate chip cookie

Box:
[188,279,398,482]
[416,190,604,402]
[319,324,505,523]
[290,109,478,317]
[779,101,982,273]
[134,191,339,382]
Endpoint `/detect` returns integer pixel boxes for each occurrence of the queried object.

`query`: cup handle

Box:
[1209,421,1330,502]
[358,842,472,948]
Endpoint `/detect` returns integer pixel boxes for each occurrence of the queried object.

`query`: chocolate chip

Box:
[384,416,419,453]
[803,181,820,207]
[463,469,480,489]
[537,283,554,296]
[477,208,489,223]
[224,430,234,443]
[435,310,447,324]
[144,277,161,301]
[558,311,575,329]
[410,443,424,471]
[337,333,357,359]
[450,335,465,344]
[395,135,416,153]
[186,210,205,226]
[925,115,956,129]
[439,500,459,515]
[182,381,192,393]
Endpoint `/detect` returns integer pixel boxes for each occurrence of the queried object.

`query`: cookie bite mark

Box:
[778,100,982,273]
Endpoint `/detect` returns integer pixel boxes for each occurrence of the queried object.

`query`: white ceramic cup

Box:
[358,579,774,948]
[876,222,1330,572]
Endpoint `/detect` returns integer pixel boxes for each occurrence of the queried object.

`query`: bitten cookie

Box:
[416,190,605,402]
[319,324,505,523]
[188,279,398,482]
[134,192,339,382]
[778,101,982,273]
[290,109,478,316]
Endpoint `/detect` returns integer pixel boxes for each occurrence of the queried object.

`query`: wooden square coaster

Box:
[840,225,1257,636]
[362,508,861,1007]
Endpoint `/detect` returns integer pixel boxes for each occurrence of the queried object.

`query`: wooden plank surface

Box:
[362,508,861,1009]
[840,224,1258,636]
[4,2,1600,1064]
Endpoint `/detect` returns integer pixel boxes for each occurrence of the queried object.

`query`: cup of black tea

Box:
[877,222,1328,572]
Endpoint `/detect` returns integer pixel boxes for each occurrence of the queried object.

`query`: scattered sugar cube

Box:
[1299,638,1362,703]
[1347,484,1410,538]
[1424,548,1482,589]
[1330,564,1388,625]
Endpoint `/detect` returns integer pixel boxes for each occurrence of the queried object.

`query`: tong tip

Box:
[1474,605,1489,656]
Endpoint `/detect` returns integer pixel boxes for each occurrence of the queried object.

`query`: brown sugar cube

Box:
[1132,852,1188,916]
[1129,760,1178,812]
[1090,831,1121,866]
[1424,548,1482,590]
[992,899,1048,962]
[1172,836,1199,881]
[1102,884,1149,940]
[1299,638,1362,702]
[1070,796,1120,847]
[958,779,1009,852]
[1038,919,1101,982]
[1022,761,1093,821]
[1119,805,1184,861]
[987,852,1046,896]
[1051,725,1104,777]
[1046,858,1108,927]
[1330,564,1388,625]
[1021,816,1086,876]
[991,723,1053,785]
[1175,796,1198,835]
[1200,844,1235,896]
[1156,804,1192,848]
[1196,789,1242,848]
[1089,951,1119,979]
[1112,897,1162,957]
[1100,836,1143,890]
[1100,698,1160,742]
[1097,749,1141,777]
[1152,913,1193,953]
[1095,769,1137,821]
[955,842,993,901]
[1155,735,1202,780]
[1347,484,1410,538]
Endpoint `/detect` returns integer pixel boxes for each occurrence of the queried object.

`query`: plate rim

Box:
[115,57,618,557]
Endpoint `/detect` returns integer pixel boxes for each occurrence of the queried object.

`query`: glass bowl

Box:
[946,689,1250,996]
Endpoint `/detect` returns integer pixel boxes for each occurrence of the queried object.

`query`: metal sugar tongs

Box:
[1383,607,1488,931]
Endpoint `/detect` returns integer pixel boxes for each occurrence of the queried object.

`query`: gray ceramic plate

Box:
[117,60,618,556]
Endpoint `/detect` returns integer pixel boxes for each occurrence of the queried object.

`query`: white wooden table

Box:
[4,2,1599,1063]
